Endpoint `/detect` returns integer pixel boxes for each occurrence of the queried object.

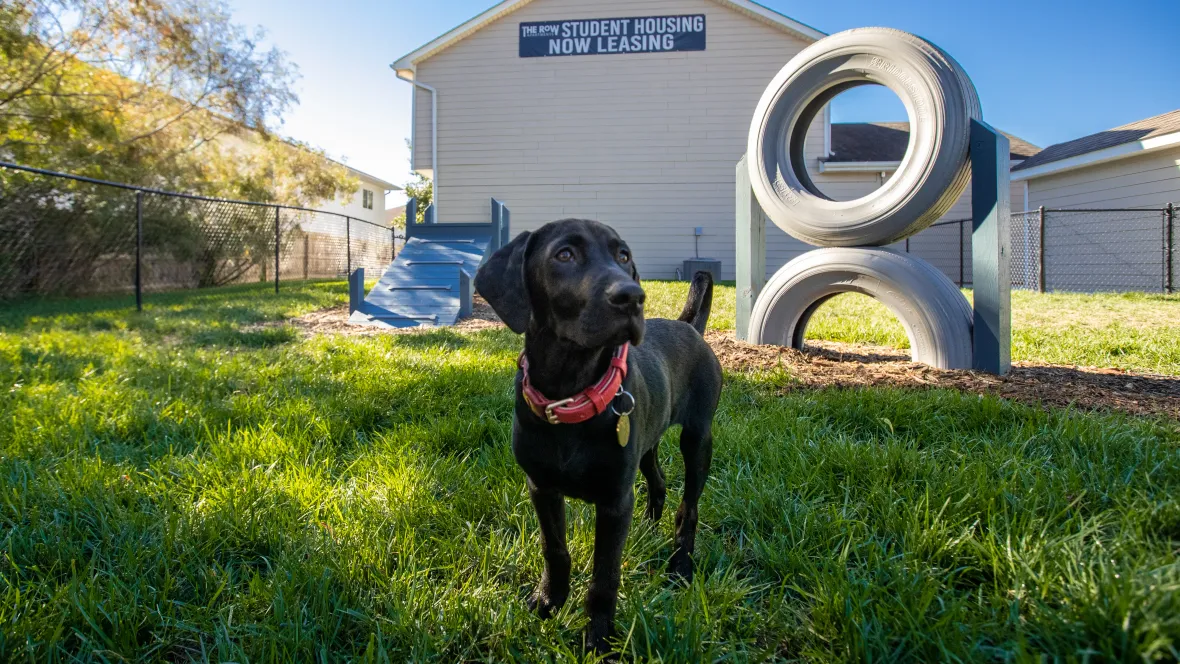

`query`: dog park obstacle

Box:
[736,28,1011,374]
[348,199,511,328]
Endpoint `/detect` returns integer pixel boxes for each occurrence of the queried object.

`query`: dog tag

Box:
[616,413,631,447]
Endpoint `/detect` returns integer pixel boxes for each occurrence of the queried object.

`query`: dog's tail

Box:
[678,271,713,335]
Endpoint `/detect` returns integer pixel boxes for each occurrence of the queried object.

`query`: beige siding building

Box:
[393,0,1037,280]
[1011,109,1180,292]
[1016,109,1180,210]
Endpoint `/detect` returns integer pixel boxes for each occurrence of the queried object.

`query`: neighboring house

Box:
[391,0,1038,279]
[215,130,399,228]
[823,122,1038,217]
[1013,109,1180,210]
[1010,109,1180,293]
[313,161,400,227]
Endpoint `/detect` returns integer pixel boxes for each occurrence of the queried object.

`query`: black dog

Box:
[475,218,722,654]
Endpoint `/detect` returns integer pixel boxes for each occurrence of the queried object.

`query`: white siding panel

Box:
[1027,148,1180,210]
[411,0,827,279]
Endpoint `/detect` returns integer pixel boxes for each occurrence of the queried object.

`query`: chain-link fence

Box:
[0,162,401,307]
[900,205,1176,294]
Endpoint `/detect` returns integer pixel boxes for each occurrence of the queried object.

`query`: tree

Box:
[387,138,433,229]
[0,0,362,295]
[0,0,357,204]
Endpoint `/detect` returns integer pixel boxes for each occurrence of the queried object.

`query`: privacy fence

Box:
[902,205,1176,294]
[0,162,400,308]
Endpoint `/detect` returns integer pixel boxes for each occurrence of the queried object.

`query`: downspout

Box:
[392,66,438,217]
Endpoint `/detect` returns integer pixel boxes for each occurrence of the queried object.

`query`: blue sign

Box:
[519,15,706,58]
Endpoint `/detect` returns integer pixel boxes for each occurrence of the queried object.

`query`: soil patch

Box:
[275,304,1180,419]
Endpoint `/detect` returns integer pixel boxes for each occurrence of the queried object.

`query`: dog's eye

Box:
[555,248,574,262]
[617,249,631,264]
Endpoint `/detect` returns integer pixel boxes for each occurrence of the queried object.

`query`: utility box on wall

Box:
[683,258,722,281]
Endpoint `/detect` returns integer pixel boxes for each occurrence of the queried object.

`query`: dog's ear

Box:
[475,230,533,334]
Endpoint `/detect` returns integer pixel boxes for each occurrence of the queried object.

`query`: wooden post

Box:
[490,199,504,251]
[405,199,418,241]
[969,119,1011,375]
[349,267,365,314]
[502,206,511,248]
[735,154,766,341]
[459,269,473,319]
[424,203,436,225]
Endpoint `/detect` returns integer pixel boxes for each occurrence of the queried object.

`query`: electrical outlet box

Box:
[694,226,704,236]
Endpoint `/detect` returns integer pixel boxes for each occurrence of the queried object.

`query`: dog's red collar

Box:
[518,344,629,425]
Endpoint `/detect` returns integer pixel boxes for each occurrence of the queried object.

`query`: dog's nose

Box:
[606,282,645,309]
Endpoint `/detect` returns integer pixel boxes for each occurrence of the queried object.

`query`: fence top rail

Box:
[0,160,393,231]
[1041,207,1172,213]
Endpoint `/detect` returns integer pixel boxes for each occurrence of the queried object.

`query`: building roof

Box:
[333,160,400,191]
[828,122,1040,164]
[391,0,826,72]
[1012,109,1180,173]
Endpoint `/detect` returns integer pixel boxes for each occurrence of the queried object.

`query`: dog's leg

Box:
[639,449,666,522]
[526,479,569,618]
[585,490,635,655]
[669,424,713,582]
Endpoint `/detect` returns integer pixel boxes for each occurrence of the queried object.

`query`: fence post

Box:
[1038,206,1046,293]
[391,228,397,262]
[1166,203,1174,295]
[135,191,143,311]
[346,216,352,276]
[274,207,280,294]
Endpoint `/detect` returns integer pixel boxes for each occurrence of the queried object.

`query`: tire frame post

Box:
[969,119,1011,375]
[735,154,766,341]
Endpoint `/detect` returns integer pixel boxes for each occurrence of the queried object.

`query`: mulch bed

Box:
[277,301,1180,420]
[704,331,1180,420]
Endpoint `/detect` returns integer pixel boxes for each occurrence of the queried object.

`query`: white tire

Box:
[748,28,982,247]
[748,248,973,369]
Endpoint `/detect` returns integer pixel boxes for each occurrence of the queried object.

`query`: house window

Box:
[362,189,374,210]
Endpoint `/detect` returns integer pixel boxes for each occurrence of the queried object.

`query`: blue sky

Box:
[229,0,1180,207]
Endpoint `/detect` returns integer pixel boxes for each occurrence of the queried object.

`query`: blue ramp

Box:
[349,199,511,328]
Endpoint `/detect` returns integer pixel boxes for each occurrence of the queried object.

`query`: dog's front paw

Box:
[585,622,617,661]
[526,587,567,619]
[668,550,694,583]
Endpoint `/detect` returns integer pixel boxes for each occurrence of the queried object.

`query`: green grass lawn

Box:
[1,282,1178,661]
